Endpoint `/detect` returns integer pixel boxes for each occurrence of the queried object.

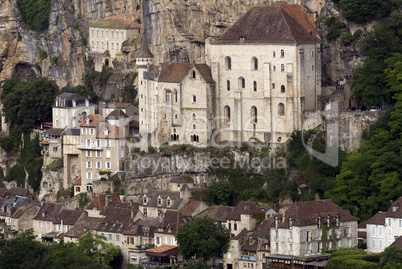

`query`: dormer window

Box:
[143,196,147,204]
[86,117,90,125]
[192,70,196,79]
[289,218,293,229]
[72,100,76,107]
[393,205,397,212]
[104,128,108,136]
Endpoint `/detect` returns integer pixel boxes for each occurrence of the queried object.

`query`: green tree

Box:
[175,216,230,262]
[340,0,398,23]
[207,180,236,206]
[17,0,51,31]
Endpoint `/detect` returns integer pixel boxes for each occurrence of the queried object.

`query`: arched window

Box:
[281,49,284,57]
[281,64,285,72]
[96,41,99,48]
[224,105,231,122]
[273,66,276,72]
[272,83,276,89]
[278,103,285,116]
[239,77,245,89]
[253,81,257,92]
[251,106,257,123]
[192,95,196,103]
[174,89,177,102]
[101,42,104,49]
[107,42,109,50]
[106,31,109,37]
[117,43,119,50]
[193,124,196,130]
[225,56,232,70]
[273,51,276,57]
[111,31,114,38]
[192,70,196,78]
[92,41,94,48]
[96,30,99,37]
[281,85,285,93]
[111,42,114,50]
[101,30,103,37]
[192,113,196,120]
[227,80,230,91]
[252,57,258,70]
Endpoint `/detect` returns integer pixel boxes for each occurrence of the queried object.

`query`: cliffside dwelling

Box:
[136,4,321,147]
[88,15,141,71]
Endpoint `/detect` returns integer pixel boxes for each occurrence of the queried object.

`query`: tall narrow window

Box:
[174,89,177,102]
[192,95,196,102]
[281,85,285,93]
[227,80,230,91]
[192,70,196,78]
[281,49,284,57]
[272,83,275,89]
[251,106,257,123]
[225,56,232,70]
[253,81,257,91]
[278,103,285,116]
[239,77,245,89]
[252,57,258,70]
[281,64,285,72]
[224,105,231,122]
[273,51,276,57]
[193,124,196,130]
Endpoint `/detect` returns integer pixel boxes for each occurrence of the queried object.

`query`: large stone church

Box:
[136,4,321,147]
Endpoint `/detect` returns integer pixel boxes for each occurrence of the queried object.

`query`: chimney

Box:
[105,195,112,207]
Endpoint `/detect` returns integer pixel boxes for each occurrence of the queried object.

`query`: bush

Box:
[47,159,63,170]
[17,0,51,31]
[50,56,58,65]
[341,32,354,46]
[326,22,347,41]
[39,50,47,60]
[148,146,157,154]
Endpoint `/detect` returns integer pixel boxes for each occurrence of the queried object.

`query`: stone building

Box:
[209,4,321,144]
[270,199,358,256]
[137,4,321,147]
[136,46,215,146]
[52,92,95,129]
[88,15,141,71]
[366,197,402,253]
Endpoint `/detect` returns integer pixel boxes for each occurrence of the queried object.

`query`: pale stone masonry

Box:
[366,198,402,253]
[88,15,141,71]
[270,199,358,256]
[137,4,322,146]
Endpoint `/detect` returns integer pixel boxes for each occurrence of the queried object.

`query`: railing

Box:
[241,256,257,261]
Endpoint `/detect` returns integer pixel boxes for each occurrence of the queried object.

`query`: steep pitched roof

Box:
[105,102,133,109]
[33,203,63,221]
[213,4,319,45]
[385,198,402,218]
[158,63,214,84]
[44,128,65,135]
[194,205,233,222]
[86,194,121,210]
[136,36,154,58]
[278,199,358,228]
[80,114,104,128]
[54,209,85,225]
[96,124,124,139]
[391,236,402,248]
[123,218,161,236]
[228,201,265,221]
[89,15,140,29]
[366,211,386,225]
[106,109,128,119]
[0,187,34,199]
[64,216,104,238]
[12,203,40,219]
[180,200,203,217]
[156,210,186,235]
[97,206,137,233]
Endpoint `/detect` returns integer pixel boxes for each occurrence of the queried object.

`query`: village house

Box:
[154,210,187,247]
[269,199,358,258]
[32,202,63,239]
[88,15,141,71]
[123,217,161,265]
[139,186,191,218]
[195,201,274,238]
[63,216,104,243]
[62,128,81,189]
[85,193,122,217]
[0,187,34,201]
[0,196,40,238]
[366,197,402,253]
[40,128,64,166]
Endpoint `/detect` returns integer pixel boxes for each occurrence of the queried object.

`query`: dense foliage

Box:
[1,77,58,132]
[325,93,402,220]
[16,0,51,31]
[340,0,399,23]
[175,216,230,261]
[0,230,122,269]
[325,247,402,269]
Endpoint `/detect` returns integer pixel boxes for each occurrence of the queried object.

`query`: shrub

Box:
[341,32,354,46]
[326,22,347,41]
[39,50,47,60]
[47,159,63,170]
[17,0,51,31]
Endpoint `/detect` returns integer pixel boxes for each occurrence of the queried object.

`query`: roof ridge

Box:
[280,6,297,43]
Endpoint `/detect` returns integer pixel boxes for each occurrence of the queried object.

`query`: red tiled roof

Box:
[12,204,39,219]
[33,203,63,221]
[213,4,319,45]
[386,198,402,218]
[80,114,104,127]
[90,15,140,29]
[40,141,49,145]
[391,236,402,248]
[96,124,125,139]
[73,177,81,185]
[180,200,203,217]
[146,245,179,256]
[86,194,121,210]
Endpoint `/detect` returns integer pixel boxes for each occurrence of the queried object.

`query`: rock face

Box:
[0,0,364,89]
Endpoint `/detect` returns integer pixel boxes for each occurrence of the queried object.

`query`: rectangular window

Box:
[234,223,237,230]
[86,162,92,168]
[86,150,92,157]
[379,226,383,238]
[106,162,111,169]
[97,140,101,148]
[82,128,87,135]
[317,230,322,240]
[290,244,293,253]
[96,151,101,158]
[228,223,231,230]
[275,243,279,252]
[108,234,112,240]
[347,239,351,247]
[379,239,383,249]
[276,230,278,239]
[106,151,111,158]
[90,129,94,135]
[399,220,402,228]
[106,140,111,147]
[46,222,49,229]
[372,225,376,237]
[289,231,293,240]
[389,228,392,238]
[39,221,42,228]
[116,235,119,241]
[307,243,311,252]
[346,227,350,237]
[372,239,376,248]
[87,172,92,179]
[307,231,311,241]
